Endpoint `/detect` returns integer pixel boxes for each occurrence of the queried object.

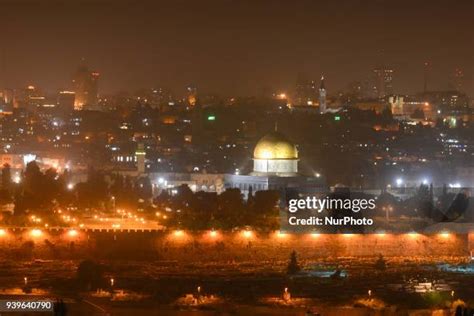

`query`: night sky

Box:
[1,0,473,96]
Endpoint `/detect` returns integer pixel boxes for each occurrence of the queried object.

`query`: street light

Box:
[242,230,252,239]
[30,229,42,237]
[395,178,403,187]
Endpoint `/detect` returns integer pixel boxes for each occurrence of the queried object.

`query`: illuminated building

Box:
[319,75,326,114]
[373,66,394,98]
[389,95,436,120]
[453,68,464,92]
[294,73,318,106]
[353,100,387,114]
[252,132,298,175]
[422,90,469,110]
[186,85,197,107]
[225,131,324,197]
[57,91,75,113]
[135,143,146,174]
[72,64,99,110]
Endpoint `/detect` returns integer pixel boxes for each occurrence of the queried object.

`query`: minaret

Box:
[319,75,326,114]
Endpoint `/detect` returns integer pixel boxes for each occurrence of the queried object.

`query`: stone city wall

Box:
[0,229,470,261]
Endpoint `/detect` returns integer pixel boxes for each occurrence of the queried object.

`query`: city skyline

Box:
[1,0,472,96]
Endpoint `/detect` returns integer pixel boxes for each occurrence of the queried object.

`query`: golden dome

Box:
[253,132,298,160]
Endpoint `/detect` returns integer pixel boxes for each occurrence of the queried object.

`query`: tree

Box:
[136,176,153,201]
[287,250,301,275]
[76,260,105,290]
[0,164,13,204]
[251,190,281,230]
[215,188,245,229]
[381,106,393,124]
[1,164,12,191]
[411,108,425,119]
[415,184,434,219]
[374,254,386,271]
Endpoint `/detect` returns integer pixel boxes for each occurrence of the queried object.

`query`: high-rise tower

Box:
[319,75,326,114]
[373,66,393,98]
[72,64,99,110]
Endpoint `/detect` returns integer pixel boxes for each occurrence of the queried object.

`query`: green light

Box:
[207,115,216,121]
[334,115,341,121]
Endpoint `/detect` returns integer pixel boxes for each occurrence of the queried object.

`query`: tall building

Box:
[423,61,431,94]
[294,73,318,106]
[373,66,394,98]
[20,85,46,110]
[135,143,146,174]
[57,91,75,113]
[319,75,326,114]
[72,65,99,110]
[186,85,197,107]
[453,68,464,92]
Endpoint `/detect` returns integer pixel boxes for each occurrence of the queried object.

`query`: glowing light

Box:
[395,178,403,186]
[68,229,78,237]
[30,229,42,237]
[343,233,354,238]
[0,229,6,236]
[242,230,252,238]
[209,230,218,238]
[310,232,320,238]
[110,278,114,287]
[276,231,287,239]
[174,230,183,237]
[67,183,74,190]
[13,175,21,184]
[439,232,450,239]
[407,232,418,239]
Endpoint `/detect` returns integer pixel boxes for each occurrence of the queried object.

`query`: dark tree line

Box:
[0,162,155,216]
[155,184,280,231]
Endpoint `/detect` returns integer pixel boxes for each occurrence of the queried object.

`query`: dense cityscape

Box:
[0,0,472,315]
